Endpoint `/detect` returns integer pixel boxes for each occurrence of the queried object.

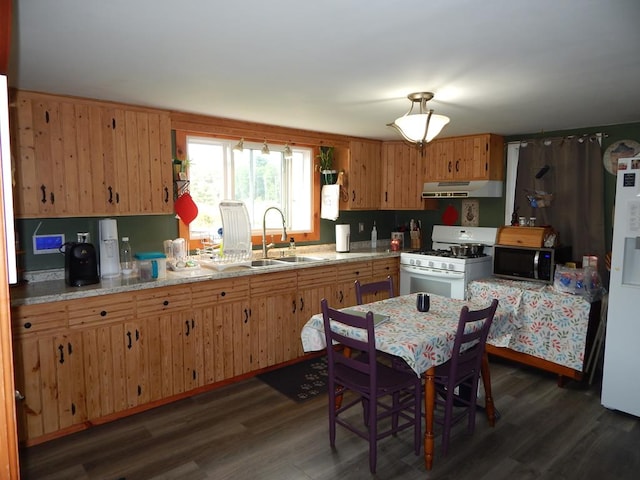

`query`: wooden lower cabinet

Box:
[250,271,298,369]
[334,261,374,307]
[11,256,399,444]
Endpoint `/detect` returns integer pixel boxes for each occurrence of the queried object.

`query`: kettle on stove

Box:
[62,241,100,287]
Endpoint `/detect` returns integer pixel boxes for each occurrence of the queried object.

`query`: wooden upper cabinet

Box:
[426,133,504,182]
[335,140,382,210]
[10,90,173,218]
[380,141,427,210]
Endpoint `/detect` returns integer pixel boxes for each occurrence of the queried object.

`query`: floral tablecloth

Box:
[301,293,519,376]
[467,278,593,371]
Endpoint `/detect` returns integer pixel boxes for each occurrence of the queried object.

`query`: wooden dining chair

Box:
[355,276,395,305]
[321,298,422,474]
[433,298,499,456]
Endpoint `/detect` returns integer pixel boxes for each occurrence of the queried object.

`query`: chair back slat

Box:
[355,276,395,305]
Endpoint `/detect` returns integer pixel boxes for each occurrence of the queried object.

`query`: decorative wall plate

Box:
[603,139,640,175]
[461,199,479,226]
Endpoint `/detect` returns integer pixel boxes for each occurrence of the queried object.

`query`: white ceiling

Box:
[9,0,640,141]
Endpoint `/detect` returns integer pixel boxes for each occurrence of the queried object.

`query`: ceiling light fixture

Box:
[283,143,293,160]
[387,92,450,152]
[261,140,270,155]
[233,138,244,152]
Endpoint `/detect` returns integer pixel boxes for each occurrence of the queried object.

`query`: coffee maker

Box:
[64,240,99,286]
[99,218,121,278]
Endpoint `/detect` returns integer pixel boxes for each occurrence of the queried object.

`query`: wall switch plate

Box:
[33,234,65,255]
[358,222,364,233]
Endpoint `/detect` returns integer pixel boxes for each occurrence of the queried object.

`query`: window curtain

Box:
[514,136,606,278]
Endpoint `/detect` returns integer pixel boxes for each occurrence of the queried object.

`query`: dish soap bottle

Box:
[371,222,377,249]
[120,237,133,276]
[289,237,296,256]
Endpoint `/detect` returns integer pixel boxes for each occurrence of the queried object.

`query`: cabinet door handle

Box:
[116,192,120,204]
[15,390,25,401]
[23,322,32,329]
[45,111,50,123]
[100,310,107,317]
[220,291,226,297]
[126,331,132,349]
[163,300,169,306]
[41,185,47,204]
[164,187,169,203]
[50,192,55,204]
[58,344,64,364]
[67,342,73,355]
[352,190,356,202]
[300,297,304,312]
[455,160,460,172]
[137,385,142,396]
[185,320,190,336]
[339,290,344,303]
[448,161,452,173]
[108,186,113,204]
[71,403,76,416]
[135,329,139,341]
[292,300,296,314]
[385,192,388,202]
[244,308,249,323]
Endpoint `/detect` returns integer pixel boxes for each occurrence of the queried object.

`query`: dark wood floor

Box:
[19,358,640,480]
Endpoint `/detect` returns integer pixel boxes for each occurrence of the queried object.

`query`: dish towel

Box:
[320,184,340,221]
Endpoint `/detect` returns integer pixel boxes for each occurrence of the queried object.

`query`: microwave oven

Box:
[492,245,572,283]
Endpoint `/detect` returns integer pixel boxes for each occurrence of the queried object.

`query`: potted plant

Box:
[317,146,337,185]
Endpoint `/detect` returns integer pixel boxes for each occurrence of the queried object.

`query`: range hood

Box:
[421,180,503,198]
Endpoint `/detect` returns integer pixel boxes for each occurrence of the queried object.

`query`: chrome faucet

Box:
[262,207,287,258]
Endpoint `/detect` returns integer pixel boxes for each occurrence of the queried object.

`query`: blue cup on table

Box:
[416,293,430,312]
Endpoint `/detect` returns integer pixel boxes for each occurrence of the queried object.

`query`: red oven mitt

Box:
[174,192,198,225]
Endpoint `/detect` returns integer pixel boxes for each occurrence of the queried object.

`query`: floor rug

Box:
[257,356,328,403]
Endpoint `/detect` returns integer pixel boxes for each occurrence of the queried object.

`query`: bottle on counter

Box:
[289,237,296,256]
[120,237,133,275]
[371,222,377,249]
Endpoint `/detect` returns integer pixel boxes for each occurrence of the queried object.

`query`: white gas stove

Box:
[399,226,498,299]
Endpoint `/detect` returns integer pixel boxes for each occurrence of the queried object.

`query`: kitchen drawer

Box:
[297,265,337,289]
[250,270,298,296]
[11,303,67,336]
[191,278,250,307]
[67,293,135,327]
[336,261,373,283]
[136,285,192,315]
[372,258,399,278]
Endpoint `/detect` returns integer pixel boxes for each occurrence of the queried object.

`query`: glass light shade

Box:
[390,113,450,144]
[261,141,270,155]
[233,138,244,151]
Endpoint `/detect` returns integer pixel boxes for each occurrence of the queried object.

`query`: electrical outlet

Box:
[358,222,364,233]
[33,234,65,255]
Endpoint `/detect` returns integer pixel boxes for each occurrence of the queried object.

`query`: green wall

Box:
[16,215,178,272]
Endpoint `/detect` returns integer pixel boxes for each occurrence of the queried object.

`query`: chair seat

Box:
[335,360,419,394]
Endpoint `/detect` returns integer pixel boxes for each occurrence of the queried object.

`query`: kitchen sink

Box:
[250,259,281,267]
[272,256,324,264]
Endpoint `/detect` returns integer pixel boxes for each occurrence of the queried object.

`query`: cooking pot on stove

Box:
[450,243,485,257]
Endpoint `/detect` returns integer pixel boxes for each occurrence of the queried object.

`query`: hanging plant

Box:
[317,146,334,172]
[317,146,337,184]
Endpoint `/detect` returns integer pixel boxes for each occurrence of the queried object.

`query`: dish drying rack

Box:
[200,201,253,270]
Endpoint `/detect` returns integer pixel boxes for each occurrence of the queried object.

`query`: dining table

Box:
[300,292,520,470]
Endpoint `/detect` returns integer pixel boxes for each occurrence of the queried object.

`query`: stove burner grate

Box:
[407,249,488,259]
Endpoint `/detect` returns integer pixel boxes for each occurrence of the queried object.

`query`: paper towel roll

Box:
[336,224,350,253]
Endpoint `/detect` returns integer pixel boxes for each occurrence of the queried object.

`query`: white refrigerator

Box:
[601,155,640,417]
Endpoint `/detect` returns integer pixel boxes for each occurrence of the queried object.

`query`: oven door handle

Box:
[400,264,465,279]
